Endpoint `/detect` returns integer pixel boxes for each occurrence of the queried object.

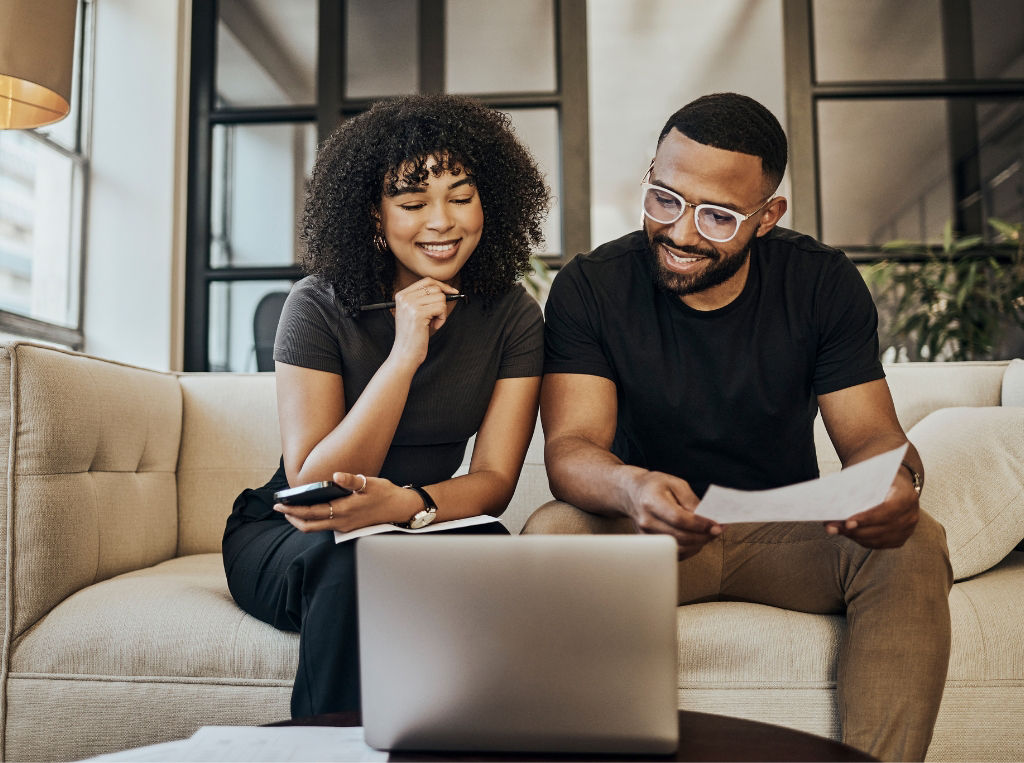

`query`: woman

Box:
[222,94,549,717]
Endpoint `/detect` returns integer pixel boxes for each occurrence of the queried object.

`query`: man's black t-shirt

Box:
[543,228,884,497]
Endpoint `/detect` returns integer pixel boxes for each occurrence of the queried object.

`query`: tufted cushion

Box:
[909,407,1024,580]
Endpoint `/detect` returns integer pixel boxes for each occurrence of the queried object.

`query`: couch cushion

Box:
[909,407,1024,580]
[9,554,298,681]
[0,343,181,638]
[1003,358,1024,407]
[177,374,281,555]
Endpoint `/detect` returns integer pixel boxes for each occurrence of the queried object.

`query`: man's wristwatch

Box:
[397,484,438,529]
[900,461,923,496]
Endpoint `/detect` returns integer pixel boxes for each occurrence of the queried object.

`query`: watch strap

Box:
[398,484,438,528]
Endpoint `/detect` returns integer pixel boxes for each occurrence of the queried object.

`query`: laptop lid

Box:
[356,534,679,754]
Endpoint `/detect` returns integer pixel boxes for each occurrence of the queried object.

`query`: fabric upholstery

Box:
[10,554,297,680]
[176,374,280,556]
[1,341,1021,761]
[0,344,180,638]
[1003,358,1024,406]
[910,407,1024,580]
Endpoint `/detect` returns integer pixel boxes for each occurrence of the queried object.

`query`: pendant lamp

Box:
[0,0,78,129]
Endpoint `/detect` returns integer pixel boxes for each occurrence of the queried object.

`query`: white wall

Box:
[587,0,789,246]
[84,0,188,371]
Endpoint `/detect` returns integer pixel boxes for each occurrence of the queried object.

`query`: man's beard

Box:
[646,230,751,297]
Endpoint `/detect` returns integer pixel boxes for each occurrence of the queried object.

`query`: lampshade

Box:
[0,0,78,129]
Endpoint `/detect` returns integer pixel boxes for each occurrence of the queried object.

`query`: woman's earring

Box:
[373,231,388,254]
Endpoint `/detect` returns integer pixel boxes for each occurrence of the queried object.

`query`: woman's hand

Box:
[389,278,461,370]
[273,472,420,533]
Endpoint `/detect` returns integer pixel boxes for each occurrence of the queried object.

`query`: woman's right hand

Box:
[388,277,461,370]
[273,472,421,533]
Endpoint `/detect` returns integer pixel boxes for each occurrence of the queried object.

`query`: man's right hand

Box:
[625,470,721,559]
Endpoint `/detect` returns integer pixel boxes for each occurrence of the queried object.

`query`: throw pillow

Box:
[908,406,1024,581]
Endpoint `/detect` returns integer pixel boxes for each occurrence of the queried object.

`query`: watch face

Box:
[409,508,437,530]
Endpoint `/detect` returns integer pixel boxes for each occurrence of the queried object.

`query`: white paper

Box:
[697,444,907,524]
[334,512,499,543]
[84,726,386,762]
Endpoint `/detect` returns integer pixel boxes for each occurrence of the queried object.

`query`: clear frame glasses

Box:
[640,180,775,243]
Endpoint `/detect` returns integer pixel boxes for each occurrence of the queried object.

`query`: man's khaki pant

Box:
[522,503,953,762]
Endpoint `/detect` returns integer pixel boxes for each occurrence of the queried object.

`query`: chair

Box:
[252,290,289,372]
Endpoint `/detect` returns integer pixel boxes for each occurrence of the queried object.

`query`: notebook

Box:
[356,534,679,754]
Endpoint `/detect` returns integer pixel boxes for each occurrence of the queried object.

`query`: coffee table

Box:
[272,709,877,761]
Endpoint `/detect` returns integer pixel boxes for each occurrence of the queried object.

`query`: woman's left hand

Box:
[273,472,417,533]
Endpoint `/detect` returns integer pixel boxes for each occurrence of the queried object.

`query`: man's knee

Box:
[521,500,636,535]
[902,510,953,586]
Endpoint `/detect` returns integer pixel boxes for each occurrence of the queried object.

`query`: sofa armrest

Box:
[0,342,182,640]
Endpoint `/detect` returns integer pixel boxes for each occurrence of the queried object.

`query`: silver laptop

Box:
[356,534,679,754]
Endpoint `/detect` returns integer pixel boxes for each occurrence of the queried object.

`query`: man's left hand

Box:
[824,468,919,548]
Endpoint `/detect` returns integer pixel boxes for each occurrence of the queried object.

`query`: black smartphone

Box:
[273,481,353,505]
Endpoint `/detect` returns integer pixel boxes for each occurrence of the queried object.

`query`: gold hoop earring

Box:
[373,232,388,254]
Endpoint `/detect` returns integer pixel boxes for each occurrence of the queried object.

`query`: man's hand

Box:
[824,467,919,548]
[626,471,721,559]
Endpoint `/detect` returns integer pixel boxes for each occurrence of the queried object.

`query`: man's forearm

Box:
[545,435,647,518]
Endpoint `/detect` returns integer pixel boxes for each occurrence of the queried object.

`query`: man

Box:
[530,93,952,762]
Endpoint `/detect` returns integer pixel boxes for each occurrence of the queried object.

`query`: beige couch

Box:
[0,340,1021,761]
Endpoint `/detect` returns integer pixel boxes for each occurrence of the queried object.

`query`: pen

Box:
[360,293,467,312]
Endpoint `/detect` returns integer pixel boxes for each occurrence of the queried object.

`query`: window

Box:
[0,0,92,348]
[783,0,1024,252]
[185,0,589,371]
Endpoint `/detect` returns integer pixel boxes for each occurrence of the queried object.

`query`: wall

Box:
[587,0,789,247]
[83,0,189,371]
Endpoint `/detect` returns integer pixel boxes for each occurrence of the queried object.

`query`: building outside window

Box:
[0,0,92,349]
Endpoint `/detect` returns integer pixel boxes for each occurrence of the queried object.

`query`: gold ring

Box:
[329,503,334,520]
[355,473,367,493]
[423,286,431,295]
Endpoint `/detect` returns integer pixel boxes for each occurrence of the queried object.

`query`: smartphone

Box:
[273,481,353,505]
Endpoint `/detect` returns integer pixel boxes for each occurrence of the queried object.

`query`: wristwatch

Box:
[397,484,438,529]
[900,461,923,496]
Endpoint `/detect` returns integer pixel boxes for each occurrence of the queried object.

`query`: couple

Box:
[221,92,951,763]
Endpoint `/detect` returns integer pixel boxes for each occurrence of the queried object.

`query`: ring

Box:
[423,286,431,295]
[329,503,334,520]
[355,473,367,493]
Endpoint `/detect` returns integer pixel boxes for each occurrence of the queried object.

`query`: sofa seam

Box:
[951,484,1024,569]
[1,345,18,763]
[7,672,292,687]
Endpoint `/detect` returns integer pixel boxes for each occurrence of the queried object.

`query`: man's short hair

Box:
[658,93,788,190]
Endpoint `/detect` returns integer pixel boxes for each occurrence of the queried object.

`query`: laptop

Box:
[356,534,679,754]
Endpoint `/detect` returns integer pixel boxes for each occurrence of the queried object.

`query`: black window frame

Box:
[782,0,1024,261]
[184,0,589,371]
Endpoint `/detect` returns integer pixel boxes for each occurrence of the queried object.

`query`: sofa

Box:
[0,339,1021,761]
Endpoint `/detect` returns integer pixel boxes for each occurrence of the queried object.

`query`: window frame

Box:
[782,0,1024,260]
[184,0,589,371]
[0,0,94,349]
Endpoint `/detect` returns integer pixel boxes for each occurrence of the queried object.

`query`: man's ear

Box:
[755,196,788,237]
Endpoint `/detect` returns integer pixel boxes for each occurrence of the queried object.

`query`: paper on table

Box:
[697,443,908,524]
[85,726,386,762]
[334,513,498,543]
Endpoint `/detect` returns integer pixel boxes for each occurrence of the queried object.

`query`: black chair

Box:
[253,291,289,372]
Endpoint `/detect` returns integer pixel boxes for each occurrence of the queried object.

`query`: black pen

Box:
[360,293,467,312]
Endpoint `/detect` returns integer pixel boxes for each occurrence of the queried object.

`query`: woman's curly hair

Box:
[300,94,550,314]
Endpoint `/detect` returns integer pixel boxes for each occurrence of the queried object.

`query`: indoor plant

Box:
[861,218,1024,361]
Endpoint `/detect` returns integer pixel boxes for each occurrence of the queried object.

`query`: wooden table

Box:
[272,709,877,761]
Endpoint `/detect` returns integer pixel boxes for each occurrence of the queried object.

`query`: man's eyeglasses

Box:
[640,170,775,243]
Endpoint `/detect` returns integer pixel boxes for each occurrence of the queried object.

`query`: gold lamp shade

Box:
[0,0,78,129]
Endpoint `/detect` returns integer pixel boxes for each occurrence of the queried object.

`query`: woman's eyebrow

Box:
[389,185,427,197]
[448,176,475,190]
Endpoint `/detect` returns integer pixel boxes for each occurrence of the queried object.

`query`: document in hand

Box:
[697,443,908,524]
